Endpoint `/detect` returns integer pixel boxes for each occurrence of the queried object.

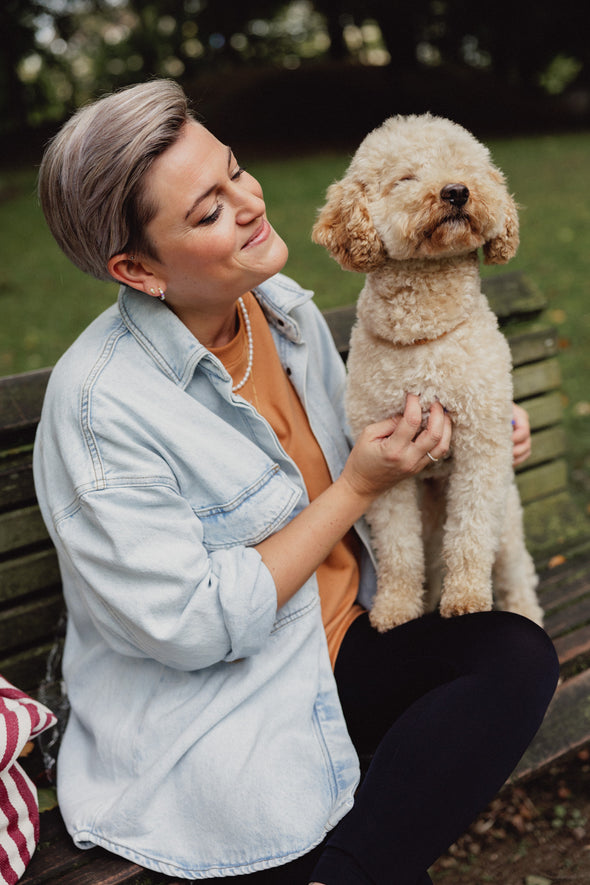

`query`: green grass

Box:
[1,132,590,498]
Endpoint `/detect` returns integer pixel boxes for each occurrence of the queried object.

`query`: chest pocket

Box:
[193,464,301,550]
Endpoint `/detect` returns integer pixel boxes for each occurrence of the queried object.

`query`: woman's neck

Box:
[169,299,242,348]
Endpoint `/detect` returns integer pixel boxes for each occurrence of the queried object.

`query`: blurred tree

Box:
[1,0,46,133]
[2,0,588,137]
[435,0,588,89]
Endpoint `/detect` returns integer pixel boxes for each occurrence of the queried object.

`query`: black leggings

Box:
[234,610,559,885]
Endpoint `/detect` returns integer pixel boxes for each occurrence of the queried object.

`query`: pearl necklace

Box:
[232,296,254,392]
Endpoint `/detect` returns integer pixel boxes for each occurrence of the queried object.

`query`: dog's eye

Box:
[398,176,417,183]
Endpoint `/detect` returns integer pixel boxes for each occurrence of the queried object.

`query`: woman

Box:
[34,79,558,883]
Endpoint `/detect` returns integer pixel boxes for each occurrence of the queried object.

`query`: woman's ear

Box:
[312,178,386,272]
[107,253,164,297]
[483,193,520,265]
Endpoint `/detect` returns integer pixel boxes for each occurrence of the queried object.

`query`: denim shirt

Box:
[33,273,377,878]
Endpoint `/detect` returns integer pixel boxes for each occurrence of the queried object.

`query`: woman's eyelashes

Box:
[199,205,222,226]
[197,167,245,226]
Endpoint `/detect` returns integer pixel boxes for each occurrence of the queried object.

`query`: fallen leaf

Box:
[525,876,553,885]
[18,741,34,758]
[473,818,496,835]
[511,812,527,834]
[37,787,58,813]
[548,554,566,568]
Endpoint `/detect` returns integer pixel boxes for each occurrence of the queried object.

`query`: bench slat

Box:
[544,594,590,637]
[0,505,50,554]
[512,357,562,399]
[0,369,51,448]
[523,492,590,560]
[0,451,37,510]
[516,459,568,504]
[519,426,566,469]
[552,624,590,668]
[0,593,64,655]
[18,808,151,884]
[481,271,546,318]
[0,548,60,603]
[21,808,184,885]
[507,323,559,368]
[539,565,590,611]
[0,643,56,695]
[522,391,563,432]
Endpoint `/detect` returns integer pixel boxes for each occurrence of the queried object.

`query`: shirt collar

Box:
[118,273,314,388]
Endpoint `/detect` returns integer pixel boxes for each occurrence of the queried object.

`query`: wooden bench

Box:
[2,270,590,883]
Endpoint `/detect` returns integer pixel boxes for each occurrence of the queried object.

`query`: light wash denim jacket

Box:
[33,273,377,878]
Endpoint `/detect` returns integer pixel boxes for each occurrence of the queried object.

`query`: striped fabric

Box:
[0,677,57,885]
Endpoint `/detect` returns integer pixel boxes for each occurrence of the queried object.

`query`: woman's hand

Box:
[512,403,531,467]
[256,394,451,609]
[340,394,452,504]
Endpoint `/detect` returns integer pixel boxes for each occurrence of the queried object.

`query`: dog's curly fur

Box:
[313,113,544,631]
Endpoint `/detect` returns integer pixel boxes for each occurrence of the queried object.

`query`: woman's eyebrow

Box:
[184,146,233,220]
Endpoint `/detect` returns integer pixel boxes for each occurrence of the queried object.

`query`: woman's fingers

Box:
[380,397,451,469]
[412,400,451,465]
[345,397,453,502]
[512,403,531,466]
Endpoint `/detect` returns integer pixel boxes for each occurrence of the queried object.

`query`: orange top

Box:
[210,291,363,667]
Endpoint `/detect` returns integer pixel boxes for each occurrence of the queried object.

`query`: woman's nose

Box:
[234,178,266,223]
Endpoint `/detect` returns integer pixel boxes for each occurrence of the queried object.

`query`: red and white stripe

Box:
[0,677,57,885]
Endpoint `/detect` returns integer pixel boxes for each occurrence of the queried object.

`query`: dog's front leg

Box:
[438,437,511,618]
[367,478,426,631]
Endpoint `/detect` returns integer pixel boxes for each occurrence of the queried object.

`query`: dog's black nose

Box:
[440,184,469,207]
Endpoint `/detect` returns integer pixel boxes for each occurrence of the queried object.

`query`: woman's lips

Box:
[242,219,271,249]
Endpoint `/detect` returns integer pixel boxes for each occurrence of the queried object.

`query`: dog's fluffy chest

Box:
[345,296,513,433]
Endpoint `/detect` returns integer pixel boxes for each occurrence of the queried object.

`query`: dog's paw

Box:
[369,595,425,632]
[439,582,493,619]
[439,597,493,619]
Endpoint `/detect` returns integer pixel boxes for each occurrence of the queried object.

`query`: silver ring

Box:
[426,451,439,463]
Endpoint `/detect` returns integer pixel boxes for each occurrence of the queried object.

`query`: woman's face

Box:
[143,120,289,317]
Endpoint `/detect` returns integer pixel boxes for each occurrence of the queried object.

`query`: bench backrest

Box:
[0,369,62,692]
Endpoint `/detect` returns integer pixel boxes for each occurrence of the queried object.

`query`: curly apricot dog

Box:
[313,113,543,631]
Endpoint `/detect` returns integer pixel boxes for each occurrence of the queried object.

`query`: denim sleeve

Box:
[55,483,279,669]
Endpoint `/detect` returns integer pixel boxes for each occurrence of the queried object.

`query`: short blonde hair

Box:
[38,79,194,282]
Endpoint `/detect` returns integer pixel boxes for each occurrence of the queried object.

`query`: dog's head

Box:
[312,114,519,271]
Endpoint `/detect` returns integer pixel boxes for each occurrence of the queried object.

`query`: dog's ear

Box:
[483,193,520,265]
[312,178,387,272]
